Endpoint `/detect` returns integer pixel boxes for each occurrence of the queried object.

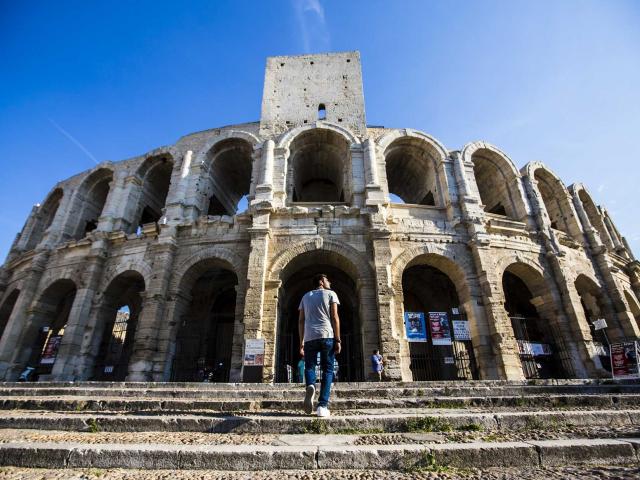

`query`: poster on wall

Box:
[40,335,62,365]
[452,320,471,341]
[404,312,427,342]
[243,339,265,366]
[429,312,452,346]
[610,342,640,380]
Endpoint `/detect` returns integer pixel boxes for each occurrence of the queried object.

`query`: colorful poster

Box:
[452,320,471,341]
[611,342,640,380]
[429,312,452,346]
[244,339,265,366]
[40,335,62,365]
[404,312,427,342]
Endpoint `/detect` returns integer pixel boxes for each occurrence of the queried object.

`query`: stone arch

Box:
[195,133,258,216]
[281,127,354,203]
[69,166,114,240]
[462,142,527,220]
[524,162,582,240]
[0,289,20,343]
[167,249,244,382]
[624,290,640,329]
[501,261,574,378]
[129,154,175,231]
[570,184,613,249]
[377,129,450,207]
[24,187,64,250]
[91,270,146,381]
[170,246,246,296]
[100,260,153,296]
[268,238,373,282]
[276,122,359,151]
[268,238,376,383]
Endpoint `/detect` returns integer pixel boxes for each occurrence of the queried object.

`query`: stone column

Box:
[155,292,191,381]
[252,141,275,207]
[127,236,178,381]
[363,139,385,207]
[95,177,121,233]
[261,279,281,382]
[572,192,603,251]
[0,251,50,380]
[371,229,406,381]
[241,222,271,382]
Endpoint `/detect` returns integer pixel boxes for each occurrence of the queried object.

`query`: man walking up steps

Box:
[298,273,341,417]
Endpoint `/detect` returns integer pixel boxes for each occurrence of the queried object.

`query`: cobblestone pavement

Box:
[1,424,639,446]
[1,466,640,479]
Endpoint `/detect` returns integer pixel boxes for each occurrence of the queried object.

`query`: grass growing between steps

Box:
[404,417,484,433]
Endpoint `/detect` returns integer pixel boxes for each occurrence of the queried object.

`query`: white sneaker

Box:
[316,406,330,417]
[303,385,315,414]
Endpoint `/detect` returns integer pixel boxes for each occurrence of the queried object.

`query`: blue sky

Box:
[1,0,639,260]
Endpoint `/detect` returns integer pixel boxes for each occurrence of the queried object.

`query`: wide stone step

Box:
[1,383,639,399]
[0,408,637,434]
[2,393,640,413]
[0,437,638,470]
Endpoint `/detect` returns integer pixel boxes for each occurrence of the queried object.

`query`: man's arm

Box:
[330,303,341,354]
[298,308,305,356]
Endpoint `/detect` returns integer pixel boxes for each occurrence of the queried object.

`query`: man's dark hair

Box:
[373,349,379,354]
[312,273,328,288]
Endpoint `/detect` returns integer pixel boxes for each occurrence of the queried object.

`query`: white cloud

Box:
[292,0,330,53]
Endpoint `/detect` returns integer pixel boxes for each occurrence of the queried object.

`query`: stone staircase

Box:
[0,380,639,477]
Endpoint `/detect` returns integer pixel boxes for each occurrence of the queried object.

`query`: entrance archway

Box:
[275,251,364,383]
[92,271,145,381]
[171,264,238,382]
[401,259,478,381]
[502,264,573,379]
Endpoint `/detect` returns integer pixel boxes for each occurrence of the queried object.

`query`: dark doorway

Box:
[276,263,363,383]
[171,267,237,382]
[503,270,571,379]
[402,264,478,381]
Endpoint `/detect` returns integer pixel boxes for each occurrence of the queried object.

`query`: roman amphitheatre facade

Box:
[0,51,638,384]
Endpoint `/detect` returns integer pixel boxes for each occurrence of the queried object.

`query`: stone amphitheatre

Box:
[0,52,639,477]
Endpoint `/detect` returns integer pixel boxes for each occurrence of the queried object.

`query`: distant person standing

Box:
[298,273,341,417]
[371,349,383,381]
[296,356,305,383]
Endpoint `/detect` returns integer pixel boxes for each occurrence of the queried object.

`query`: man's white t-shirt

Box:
[298,288,340,342]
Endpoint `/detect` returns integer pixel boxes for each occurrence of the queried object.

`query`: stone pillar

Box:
[241,223,271,382]
[363,139,385,206]
[127,235,178,381]
[252,140,275,206]
[572,192,603,251]
[47,240,108,381]
[370,230,406,381]
[0,252,50,380]
[156,292,191,381]
[164,150,194,225]
[13,205,40,253]
[95,177,120,233]
[261,279,281,383]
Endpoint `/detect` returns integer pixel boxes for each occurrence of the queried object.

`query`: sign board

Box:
[404,312,427,342]
[104,365,114,374]
[451,307,460,315]
[443,357,455,365]
[243,339,265,366]
[452,320,471,341]
[611,342,640,380]
[517,341,552,356]
[429,312,452,346]
[593,318,608,330]
[39,335,62,365]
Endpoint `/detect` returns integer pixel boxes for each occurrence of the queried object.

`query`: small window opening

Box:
[310,61,314,65]
[420,191,435,206]
[337,118,343,122]
[318,104,326,120]
[488,203,507,216]
[346,59,351,63]
[280,63,285,67]
[84,219,98,236]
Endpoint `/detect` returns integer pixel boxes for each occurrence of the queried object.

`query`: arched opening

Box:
[401,256,478,381]
[22,279,77,379]
[275,250,363,383]
[533,169,577,238]
[133,156,173,232]
[625,291,640,330]
[574,275,612,372]
[92,271,145,381]
[26,189,63,250]
[289,129,350,203]
[502,265,572,379]
[384,137,442,206]
[318,104,326,120]
[171,262,238,382]
[72,169,113,239]
[577,190,612,249]
[205,139,253,216]
[471,149,521,219]
[0,289,20,343]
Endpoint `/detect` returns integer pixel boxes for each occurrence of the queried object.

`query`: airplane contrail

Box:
[48,118,99,165]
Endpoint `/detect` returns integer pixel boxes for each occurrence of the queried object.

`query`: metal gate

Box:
[510,316,574,379]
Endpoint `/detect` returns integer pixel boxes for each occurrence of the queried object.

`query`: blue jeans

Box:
[304,338,335,407]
